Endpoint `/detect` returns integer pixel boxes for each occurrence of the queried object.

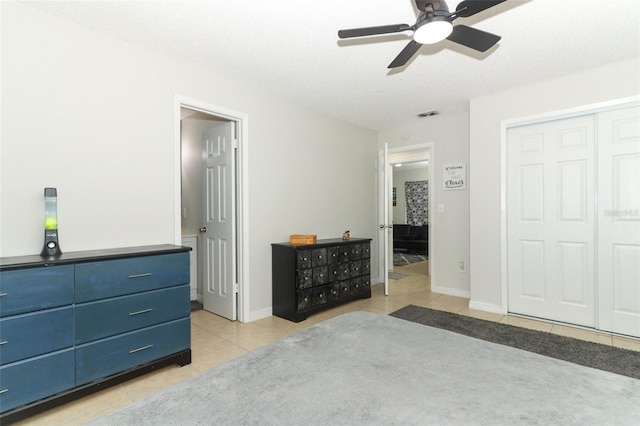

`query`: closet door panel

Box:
[597,105,640,337]
[507,114,596,327]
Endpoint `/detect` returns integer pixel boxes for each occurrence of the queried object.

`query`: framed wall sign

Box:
[443,164,466,190]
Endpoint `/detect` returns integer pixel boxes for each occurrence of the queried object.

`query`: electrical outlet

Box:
[459,261,465,272]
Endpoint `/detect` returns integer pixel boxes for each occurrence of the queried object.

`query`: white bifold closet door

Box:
[507,105,640,337]
[507,114,597,328]
[597,106,640,337]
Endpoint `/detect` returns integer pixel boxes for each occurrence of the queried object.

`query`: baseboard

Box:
[248,307,273,322]
[468,300,504,314]
[431,285,470,299]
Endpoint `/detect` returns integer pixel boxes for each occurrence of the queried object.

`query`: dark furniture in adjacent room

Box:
[393,224,428,254]
[272,238,371,322]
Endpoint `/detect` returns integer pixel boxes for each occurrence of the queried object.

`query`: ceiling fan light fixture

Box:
[413,18,453,44]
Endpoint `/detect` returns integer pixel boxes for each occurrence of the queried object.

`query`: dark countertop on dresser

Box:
[272,237,371,248]
[0,244,191,271]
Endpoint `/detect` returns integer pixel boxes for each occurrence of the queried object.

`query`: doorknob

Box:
[380,224,385,229]
[199,227,207,233]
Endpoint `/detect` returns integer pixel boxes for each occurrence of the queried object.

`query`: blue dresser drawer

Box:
[0,265,74,317]
[75,253,190,302]
[75,285,190,344]
[75,318,190,386]
[0,306,74,365]
[0,348,75,413]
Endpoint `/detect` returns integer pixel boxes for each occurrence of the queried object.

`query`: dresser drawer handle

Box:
[0,293,7,297]
[0,340,7,346]
[129,308,153,316]
[128,273,153,279]
[0,389,8,395]
[129,344,154,354]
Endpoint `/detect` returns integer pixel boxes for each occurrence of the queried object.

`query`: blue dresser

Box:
[0,245,191,423]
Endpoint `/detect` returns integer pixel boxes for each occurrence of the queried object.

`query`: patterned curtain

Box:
[405,180,429,225]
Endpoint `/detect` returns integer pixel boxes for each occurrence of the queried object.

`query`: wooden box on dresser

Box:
[0,245,191,424]
[272,238,372,322]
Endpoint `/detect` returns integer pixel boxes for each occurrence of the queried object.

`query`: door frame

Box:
[174,95,250,323]
[499,96,640,316]
[378,142,434,290]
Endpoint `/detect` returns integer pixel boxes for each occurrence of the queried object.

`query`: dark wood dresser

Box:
[272,238,371,322]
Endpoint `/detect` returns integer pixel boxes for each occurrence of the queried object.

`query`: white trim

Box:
[431,285,469,299]
[371,274,382,285]
[469,300,504,315]
[174,95,251,323]
[499,96,640,316]
[499,123,509,315]
[502,96,640,129]
[247,307,273,322]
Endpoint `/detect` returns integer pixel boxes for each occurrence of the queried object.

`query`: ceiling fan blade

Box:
[455,0,506,18]
[338,24,412,39]
[446,24,500,52]
[388,40,423,69]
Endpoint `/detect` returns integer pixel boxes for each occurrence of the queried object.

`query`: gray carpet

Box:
[91,311,640,425]
[391,305,640,380]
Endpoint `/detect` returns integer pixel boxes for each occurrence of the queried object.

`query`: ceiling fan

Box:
[338,0,507,68]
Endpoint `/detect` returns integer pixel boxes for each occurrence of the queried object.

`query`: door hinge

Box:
[233,283,239,294]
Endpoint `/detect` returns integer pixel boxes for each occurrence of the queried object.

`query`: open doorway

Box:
[175,98,249,323]
[379,143,434,294]
[389,151,430,277]
[390,159,429,273]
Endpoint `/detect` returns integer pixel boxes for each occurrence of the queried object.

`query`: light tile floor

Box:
[15,261,640,425]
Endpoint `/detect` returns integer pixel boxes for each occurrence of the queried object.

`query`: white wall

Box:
[379,111,470,296]
[392,167,429,225]
[0,3,378,319]
[468,59,640,312]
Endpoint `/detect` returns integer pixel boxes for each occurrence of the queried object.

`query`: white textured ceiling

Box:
[24,0,640,131]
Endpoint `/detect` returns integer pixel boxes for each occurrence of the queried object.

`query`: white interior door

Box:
[378,143,391,295]
[597,105,640,337]
[202,122,237,320]
[507,115,596,327]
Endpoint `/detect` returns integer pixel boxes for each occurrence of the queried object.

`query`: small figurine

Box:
[342,230,350,240]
